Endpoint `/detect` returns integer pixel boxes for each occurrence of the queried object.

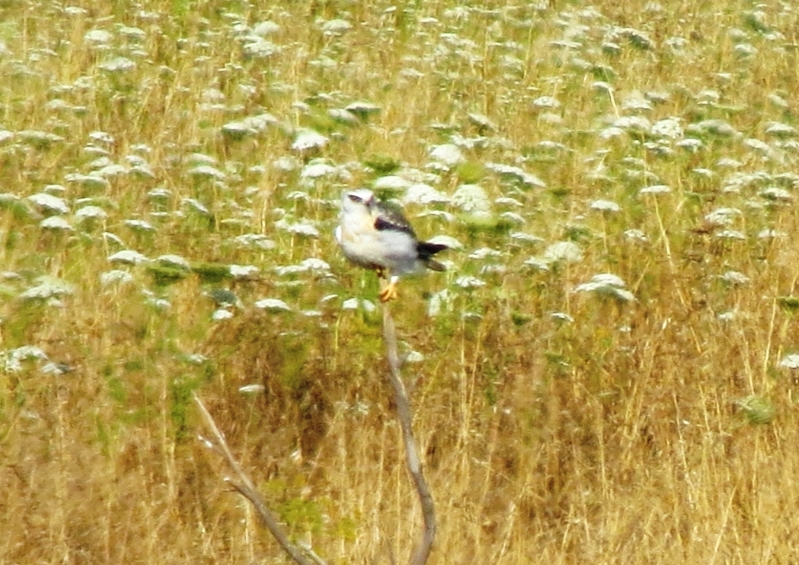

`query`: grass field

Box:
[2,0,799,563]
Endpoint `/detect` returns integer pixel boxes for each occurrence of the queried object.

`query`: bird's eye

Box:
[347,193,363,203]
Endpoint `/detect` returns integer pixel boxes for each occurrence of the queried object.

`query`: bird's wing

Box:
[373,201,417,237]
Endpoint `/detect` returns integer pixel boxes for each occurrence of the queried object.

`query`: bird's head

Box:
[341,189,376,215]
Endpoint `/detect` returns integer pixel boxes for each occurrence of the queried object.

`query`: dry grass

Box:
[2,0,799,563]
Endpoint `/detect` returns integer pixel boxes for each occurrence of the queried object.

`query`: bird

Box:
[335,188,448,302]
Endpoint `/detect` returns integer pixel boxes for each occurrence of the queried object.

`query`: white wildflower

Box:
[704,207,742,226]
[452,184,491,213]
[84,29,113,44]
[182,198,210,215]
[254,298,292,312]
[551,312,574,323]
[100,270,134,286]
[156,255,190,270]
[469,247,501,260]
[780,354,799,369]
[292,129,328,151]
[274,265,307,276]
[373,175,411,190]
[189,164,226,180]
[345,101,380,116]
[242,37,281,58]
[692,119,737,137]
[230,265,259,278]
[622,96,653,112]
[590,199,621,212]
[715,229,746,240]
[417,210,455,222]
[624,229,648,242]
[427,289,450,318]
[299,258,330,271]
[252,21,280,36]
[405,351,425,363]
[238,383,265,394]
[765,122,796,138]
[720,271,750,285]
[428,143,465,166]
[613,115,651,133]
[40,216,73,231]
[28,193,69,214]
[467,113,496,130]
[532,96,560,108]
[760,187,791,201]
[455,276,486,289]
[639,184,671,195]
[652,117,683,139]
[98,56,136,72]
[102,232,124,246]
[233,234,276,250]
[403,183,450,205]
[341,298,376,313]
[511,232,544,244]
[499,211,525,224]
[676,138,703,151]
[213,309,234,321]
[321,18,352,35]
[523,257,550,271]
[574,273,634,302]
[20,277,75,300]
[425,235,462,250]
[276,219,320,238]
[542,241,583,264]
[484,163,545,188]
[108,250,149,264]
[496,197,524,208]
[599,126,625,139]
[124,219,155,231]
[300,162,338,180]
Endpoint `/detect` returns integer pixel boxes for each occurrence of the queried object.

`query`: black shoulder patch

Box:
[374,203,416,236]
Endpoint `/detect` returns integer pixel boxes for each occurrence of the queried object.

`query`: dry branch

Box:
[195,299,435,565]
[382,302,437,565]
[193,394,324,565]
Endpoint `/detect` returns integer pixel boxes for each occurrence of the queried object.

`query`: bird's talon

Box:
[379,282,399,302]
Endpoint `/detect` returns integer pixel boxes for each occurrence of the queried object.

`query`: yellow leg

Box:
[379,278,399,302]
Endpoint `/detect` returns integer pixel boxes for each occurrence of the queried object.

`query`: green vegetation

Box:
[1,1,799,564]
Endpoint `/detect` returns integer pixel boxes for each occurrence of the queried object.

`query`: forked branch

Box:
[193,394,324,565]
[195,300,435,565]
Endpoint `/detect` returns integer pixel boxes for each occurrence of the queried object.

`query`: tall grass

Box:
[2,0,799,563]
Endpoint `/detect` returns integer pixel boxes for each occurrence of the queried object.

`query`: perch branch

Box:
[382,302,437,565]
[193,394,323,565]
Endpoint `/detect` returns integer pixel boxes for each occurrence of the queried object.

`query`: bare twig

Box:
[193,394,324,565]
[194,299,435,565]
[382,303,437,565]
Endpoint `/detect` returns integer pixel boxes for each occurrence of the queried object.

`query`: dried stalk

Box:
[193,394,324,565]
[194,299,435,565]
[382,302,437,565]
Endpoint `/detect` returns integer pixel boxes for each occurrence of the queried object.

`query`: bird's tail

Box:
[417,241,448,271]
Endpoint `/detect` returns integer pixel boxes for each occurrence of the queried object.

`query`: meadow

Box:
[2,0,799,563]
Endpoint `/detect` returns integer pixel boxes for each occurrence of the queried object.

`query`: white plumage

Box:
[335,189,447,302]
